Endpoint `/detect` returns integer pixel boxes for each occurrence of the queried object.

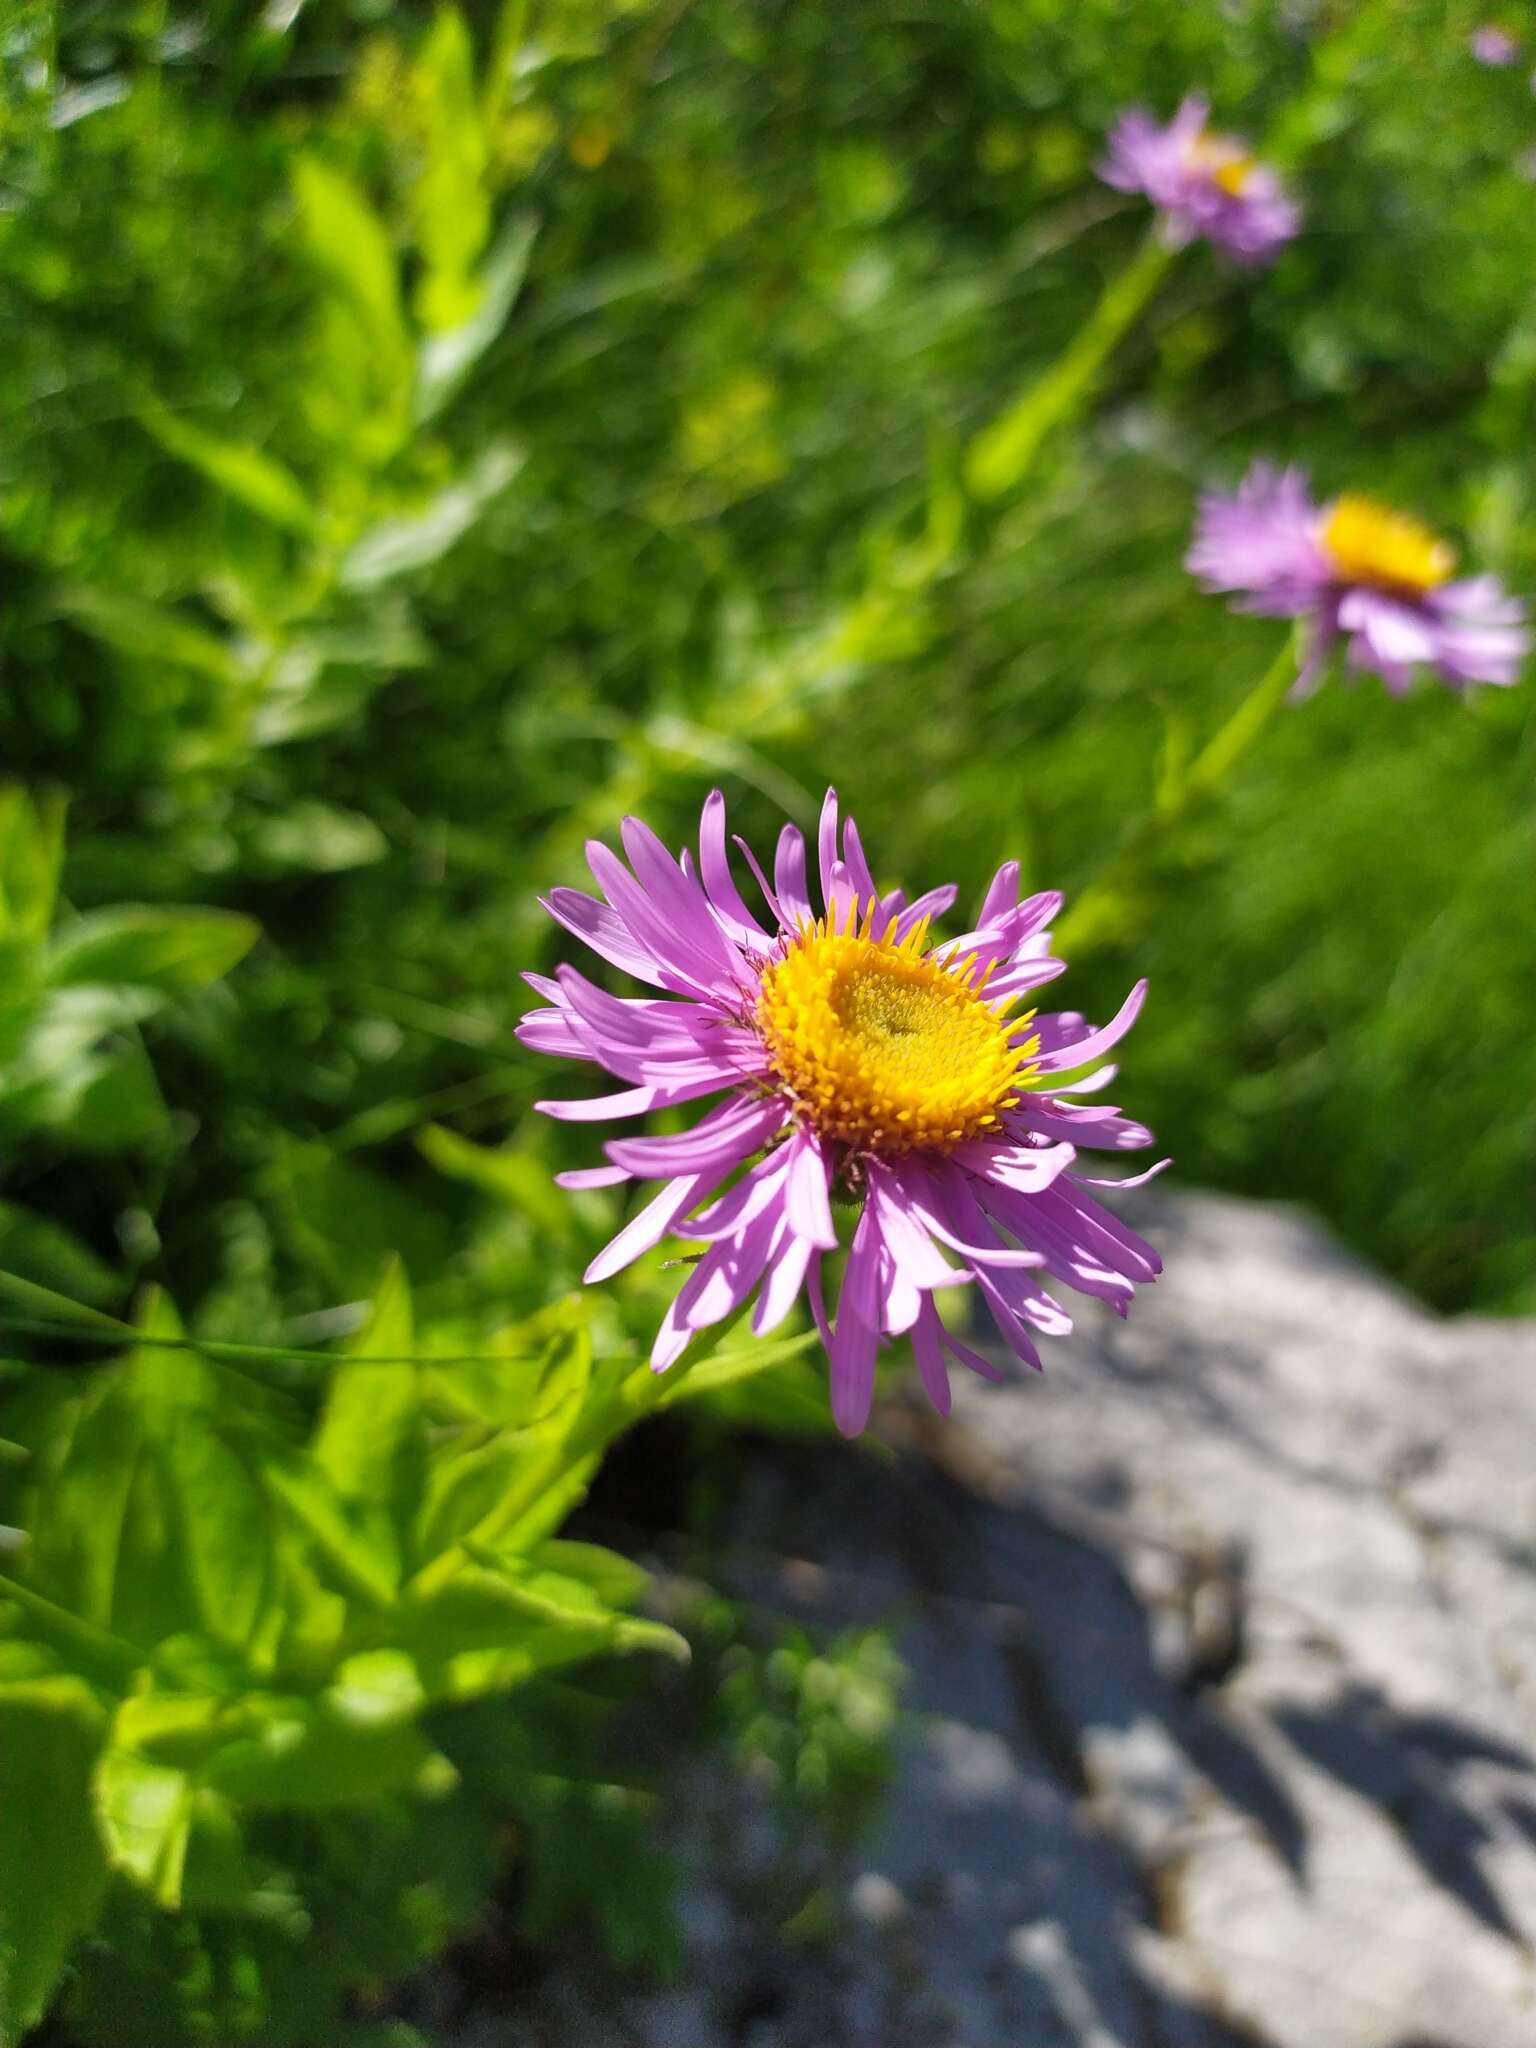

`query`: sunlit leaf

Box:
[127,1292,277,1655]
[339,442,524,591]
[313,1256,421,1588]
[95,1742,194,1904]
[246,801,388,873]
[44,906,259,996]
[0,788,66,946]
[415,213,538,424]
[410,7,492,332]
[417,1123,581,1241]
[0,1676,109,2039]
[201,1695,440,1810]
[138,400,318,537]
[291,156,407,371]
[54,587,247,684]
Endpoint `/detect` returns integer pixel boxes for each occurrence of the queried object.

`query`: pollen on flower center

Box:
[754,906,1038,1153]
[1320,493,1457,595]
[1186,133,1254,195]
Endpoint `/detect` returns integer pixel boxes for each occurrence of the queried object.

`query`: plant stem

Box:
[403,1313,737,1604]
[1056,633,1299,955]
[965,226,1176,503]
[1177,632,1300,801]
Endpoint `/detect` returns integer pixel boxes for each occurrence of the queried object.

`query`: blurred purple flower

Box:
[1099,93,1300,266]
[1471,25,1519,64]
[1188,462,1529,696]
[519,791,1165,1436]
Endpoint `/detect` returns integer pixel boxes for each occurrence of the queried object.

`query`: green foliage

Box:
[714,1622,904,1852]
[0,1263,689,2042]
[1,0,1534,2036]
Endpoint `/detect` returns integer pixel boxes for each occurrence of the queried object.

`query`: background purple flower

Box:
[1188,462,1529,695]
[1099,93,1300,266]
[1471,25,1519,64]
[520,791,1165,1436]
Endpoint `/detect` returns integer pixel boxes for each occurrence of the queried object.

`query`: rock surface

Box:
[461,1191,1536,2046]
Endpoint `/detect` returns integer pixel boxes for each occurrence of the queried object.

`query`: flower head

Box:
[1187,461,1529,696]
[1099,93,1300,266]
[1471,24,1519,65]
[519,793,1166,1436]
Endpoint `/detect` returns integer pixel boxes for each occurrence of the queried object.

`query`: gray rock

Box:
[449,1191,1536,2047]
[931,1189,1536,2048]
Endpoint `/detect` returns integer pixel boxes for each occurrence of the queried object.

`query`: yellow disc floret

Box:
[754,904,1039,1153]
[1320,494,1457,596]
[1186,132,1255,196]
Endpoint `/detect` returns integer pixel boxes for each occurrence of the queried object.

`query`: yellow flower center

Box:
[1320,494,1457,595]
[1187,133,1254,196]
[754,907,1038,1154]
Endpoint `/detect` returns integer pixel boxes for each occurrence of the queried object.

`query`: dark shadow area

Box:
[1270,1683,1534,1944]
[958,1473,1309,1881]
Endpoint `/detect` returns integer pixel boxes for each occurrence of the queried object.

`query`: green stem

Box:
[965,226,1176,503]
[0,1314,590,1374]
[1179,633,1301,803]
[404,1317,730,1604]
[1056,633,1299,955]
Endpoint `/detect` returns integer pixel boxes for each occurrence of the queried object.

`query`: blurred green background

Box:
[2,2,1534,2040]
[4,0,1532,1334]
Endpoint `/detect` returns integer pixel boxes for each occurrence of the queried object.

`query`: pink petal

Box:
[699,790,768,946]
[773,823,814,928]
[784,1130,839,1249]
[586,1172,713,1284]
[1031,981,1148,1075]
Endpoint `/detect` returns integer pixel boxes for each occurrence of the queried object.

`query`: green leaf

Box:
[201,1695,440,1810]
[0,787,66,945]
[16,1291,263,1655]
[530,1539,649,1614]
[272,1137,453,1298]
[44,905,259,996]
[137,400,318,536]
[399,1552,684,1706]
[410,7,492,332]
[0,1204,121,1309]
[292,155,408,374]
[0,986,167,1152]
[94,1744,193,1904]
[417,1123,581,1241]
[259,1448,397,1613]
[15,1361,147,1638]
[420,1297,592,1429]
[325,1648,426,1728]
[652,1329,821,1409]
[479,1451,603,1560]
[0,1576,141,1691]
[0,1676,109,2040]
[415,213,538,425]
[413,1309,594,1564]
[339,441,523,591]
[247,801,388,873]
[54,586,247,684]
[313,1256,421,1589]
[45,1042,167,1151]
[127,1293,278,1654]
[0,1271,130,1336]
[178,1788,256,1912]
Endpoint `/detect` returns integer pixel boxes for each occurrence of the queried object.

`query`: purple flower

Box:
[1471,25,1519,64]
[518,792,1166,1436]
[1099,93,1301,266]
[1188,462,1529,696]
